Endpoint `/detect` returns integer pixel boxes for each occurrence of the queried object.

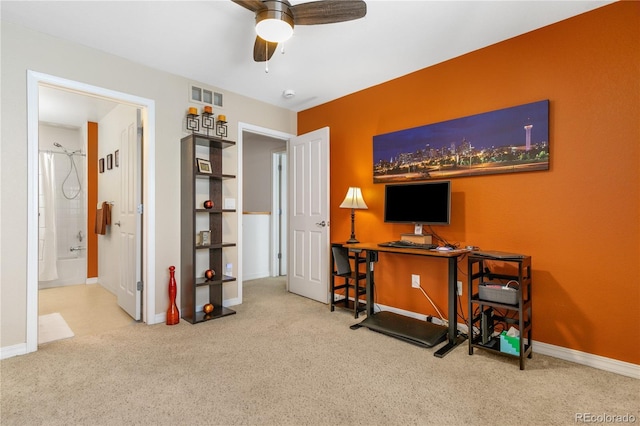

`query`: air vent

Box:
[189,84,223,108]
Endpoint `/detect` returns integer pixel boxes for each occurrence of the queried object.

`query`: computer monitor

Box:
[384,181,451,227]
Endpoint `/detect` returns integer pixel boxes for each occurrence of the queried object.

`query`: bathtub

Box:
[38,256,88,289]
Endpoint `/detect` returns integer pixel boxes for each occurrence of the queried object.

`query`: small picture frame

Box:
[200,230,211,246]
[99,158,105,173]
[197,158,212,174]
[107,153,113,170]
[115,150,119,167]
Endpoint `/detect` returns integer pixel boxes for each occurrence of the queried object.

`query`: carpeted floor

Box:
[2,277,638,425]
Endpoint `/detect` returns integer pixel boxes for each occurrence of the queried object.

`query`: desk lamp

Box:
[339,187,368,244]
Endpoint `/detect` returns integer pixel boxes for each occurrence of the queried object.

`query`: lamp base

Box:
[345,238,359,244]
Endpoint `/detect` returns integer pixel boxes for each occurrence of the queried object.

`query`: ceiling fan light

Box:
[256,19,293,42]
[255,2,294,43]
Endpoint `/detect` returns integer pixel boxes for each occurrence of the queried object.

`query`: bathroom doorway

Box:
[36,86,140,341]
[26,71,157,353]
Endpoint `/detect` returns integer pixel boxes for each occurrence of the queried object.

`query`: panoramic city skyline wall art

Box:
[373,100,549,183]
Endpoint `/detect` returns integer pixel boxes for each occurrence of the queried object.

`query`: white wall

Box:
[243,134,286,212]
[38,124,86,262]
[0,21,297,349]
[242,213,270,280]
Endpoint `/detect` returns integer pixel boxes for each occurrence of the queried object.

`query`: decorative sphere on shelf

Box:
[203,200,213,209]
[203,303,214,314]
[204,269,215,281]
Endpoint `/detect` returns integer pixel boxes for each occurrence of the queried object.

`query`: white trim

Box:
[0,343,28,360]
[26,72,40,353]
[373,302,639,379]
[271,152,280,277]
[26,70,158,356]
[534,341,640,379]
[271,149,287,277]
[154,312,166,325]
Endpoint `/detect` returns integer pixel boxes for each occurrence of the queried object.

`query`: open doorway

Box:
[26,71,157,353]
[238,123,294,300]
[36,86,140,342]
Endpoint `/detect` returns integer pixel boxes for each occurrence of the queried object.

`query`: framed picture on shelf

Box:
[99,158,105,173]
[115,149,119,167]
[197,158,212,174]
[107,153,113,170]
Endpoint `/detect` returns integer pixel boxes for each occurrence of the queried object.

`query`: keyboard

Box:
[378,240,437,250]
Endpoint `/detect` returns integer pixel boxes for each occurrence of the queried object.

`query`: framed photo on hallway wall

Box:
[99,158,105,173]
[107,154,113,170]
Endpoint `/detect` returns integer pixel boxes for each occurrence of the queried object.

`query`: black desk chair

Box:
[330,245,367,318]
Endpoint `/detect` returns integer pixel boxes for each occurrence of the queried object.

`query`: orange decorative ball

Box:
[204,269,215,281]
[203,303,214,314]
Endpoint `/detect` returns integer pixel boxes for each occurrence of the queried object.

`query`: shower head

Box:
[54,142,71,154]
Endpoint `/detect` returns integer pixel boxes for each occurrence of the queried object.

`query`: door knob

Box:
[315,220,326,227]
[114,221,121,227]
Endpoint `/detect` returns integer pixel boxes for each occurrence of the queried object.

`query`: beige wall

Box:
[0,21,296,348]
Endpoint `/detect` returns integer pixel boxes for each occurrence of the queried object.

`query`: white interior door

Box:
[288,127,330,303]
[117,115,141,320]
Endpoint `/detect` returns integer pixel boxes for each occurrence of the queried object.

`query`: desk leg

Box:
[365,250,375,316]
[351,249,376,330]
[434,256,467,357]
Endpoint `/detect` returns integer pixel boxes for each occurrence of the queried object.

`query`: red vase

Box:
[166,266,180,325]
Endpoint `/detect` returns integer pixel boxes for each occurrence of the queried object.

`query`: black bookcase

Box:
[180,133,236,324]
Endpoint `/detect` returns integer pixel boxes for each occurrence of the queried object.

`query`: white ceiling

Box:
[2,0,612,126]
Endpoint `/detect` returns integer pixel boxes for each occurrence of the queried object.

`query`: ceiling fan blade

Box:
[231,0,266,13]
[253,36,278,62]
[291,0,366,25]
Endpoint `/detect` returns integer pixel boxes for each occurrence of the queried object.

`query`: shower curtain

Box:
[39,152,58,281]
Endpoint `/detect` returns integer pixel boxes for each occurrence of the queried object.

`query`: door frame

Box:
[26,70,157,353]
[237,122,294,298]
[271,149,287,276]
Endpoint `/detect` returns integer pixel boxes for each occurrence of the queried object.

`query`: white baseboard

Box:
[533,341,639,379]
[153,312,166,325]
[243,271,269,281]
[224,297,241,307]
[374,303,639,379]
[0,343,27,360]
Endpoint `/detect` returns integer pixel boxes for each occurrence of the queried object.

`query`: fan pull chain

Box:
[265,43,269,73]
[281,42,285,55]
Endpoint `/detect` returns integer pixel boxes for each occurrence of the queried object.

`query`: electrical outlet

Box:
[457,280,463,296]
[411,274,420,288]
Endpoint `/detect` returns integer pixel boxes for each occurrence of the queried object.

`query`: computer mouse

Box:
[436,246,452,251]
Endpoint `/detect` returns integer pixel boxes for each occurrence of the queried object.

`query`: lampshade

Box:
[340,187,368,210]
[255,2,294,43]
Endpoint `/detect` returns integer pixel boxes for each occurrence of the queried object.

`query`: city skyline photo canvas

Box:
[373,100,549,183]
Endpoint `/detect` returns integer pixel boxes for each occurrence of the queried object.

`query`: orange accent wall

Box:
[87,122,98,278]
[298,2,639,364]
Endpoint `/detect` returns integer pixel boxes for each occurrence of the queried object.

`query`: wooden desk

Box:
[345,242,468,358]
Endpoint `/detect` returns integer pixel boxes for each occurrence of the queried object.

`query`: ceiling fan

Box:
[232,0,367,62]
